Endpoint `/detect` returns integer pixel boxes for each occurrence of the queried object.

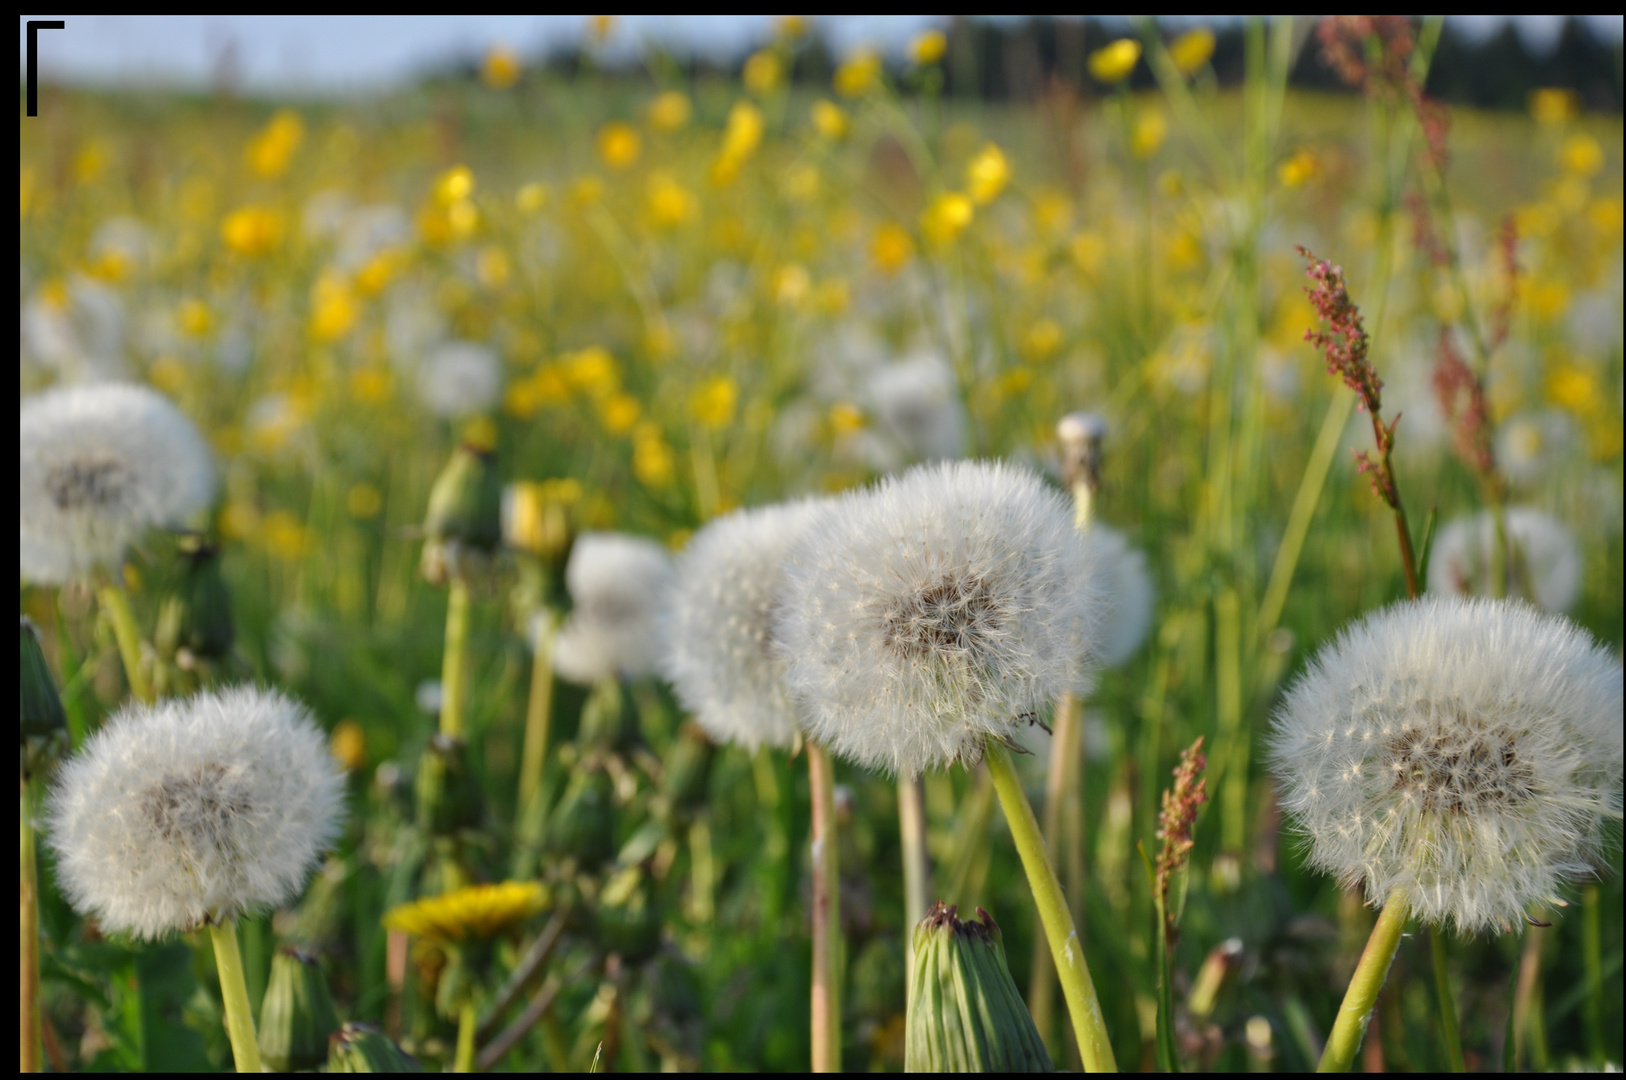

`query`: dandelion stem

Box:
[208,920,264,1074]
[453,1000,477,1073]
[1028,691,1079,1056]
[517,608,557,814]
[1318,890,1408,1072]
[440,578,471,739]
[898,775,930,990]
[985,739,1116,1072]
[1429,927,1465,1072]
[20,781,41,1074]
[808,742,842,1072]
[98,581,153,703]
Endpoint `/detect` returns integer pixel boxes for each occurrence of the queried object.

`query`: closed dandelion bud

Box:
[905,903,1052,1073]
[415,734,482,837]
[577,677,639,751]
[547,766,616,866]
[421,444,502,585]
[660,722,715,812]
[327,1021,425,1073]
[21,617,69,780]
[258,947,340,1072]
[596,864,661,962]
[161,537,235,660]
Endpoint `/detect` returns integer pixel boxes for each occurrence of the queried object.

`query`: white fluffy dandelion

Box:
[417,341,501,418]
[1269,596,1622,934]
[775,460,1100,777]
[663,499,828,751]
[20,382,216,584]
[554,532,676,684]
[1082,524,1155,669]
[44,686,346,940]
[866,351,967,465]
[1427,507,1582,614]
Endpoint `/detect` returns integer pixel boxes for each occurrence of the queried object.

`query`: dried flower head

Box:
[553,532,676,683]
[663,500,827,751]
[1269,596,1622,934]
[44,686,345,939]
[1427,507,1582,614]
[20,382,216,584]
[775,460,1100,777]
[1082,524,1155,669]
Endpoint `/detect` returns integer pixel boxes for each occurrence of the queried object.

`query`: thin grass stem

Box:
[98,581,153,704]
[1430,927,1465,1072]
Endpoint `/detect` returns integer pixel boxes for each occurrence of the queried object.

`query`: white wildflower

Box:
[1427,507,1582,613]
[663,500,828,751]
[554,532,676,684]
[775,460,1101,778]
[1083,524,1155,669]
[866,350,967,465]
[44,686,346,940]
[1269,596,1622,934]
[418,341,502,418]
[20,382,216,584]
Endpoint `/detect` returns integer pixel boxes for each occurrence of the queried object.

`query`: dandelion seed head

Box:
[663,499,828,751]
[775,460,1100,777]
[866,351,967,464]
[1081,524,1154,669]
[553,532,676,683]
[418,341,501,418]
[1427,507,1582,613]
[44,686,346,940]
[1269,596,1622,934]
[20,382,216,584]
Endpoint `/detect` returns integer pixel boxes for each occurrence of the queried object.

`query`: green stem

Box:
[98,582,153,703]
[1318,891,1408,1072]
[440,578,471,739]
[517,609,557,815]
[453,1000,477,1073]
[1028,692,1078,1056]
[898,776,929,983]
[21,782,40,1074]
[208,920,264,1074]
[808,744,841,1072]
[1429,928,1465,1072]
[1583,884,1605,1064]
[984,740,1116,1072]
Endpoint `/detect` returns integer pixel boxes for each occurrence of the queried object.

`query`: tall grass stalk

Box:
[98,582,153,704]
[1430,929,1466,1071]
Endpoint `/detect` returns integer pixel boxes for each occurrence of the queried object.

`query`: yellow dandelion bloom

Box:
[383,881,548,944]
[835,50,882,98]
[597,122,642,169]
[1021,317,1063,362]
[563,346,620,398]
[434,166,475,206]
[221,206,282,257]
[309,273,358,343]
[1279,148,1320,189]
[647,90,692,133]
[600,393,642,435]
[177,298,213,338]
[773,264,810,307]
[966,144,1010,205]
[829,402,866,436]
[1131,109,1167,159]
[646,172,697,228]
[920,192,974,247]
[633,423,676,489]
[246,110,304,179]
[1528,88,1578,126]
[1168,29,1215,75]
[330,720,368,772]
[691,376,739,429]
[482,45,522,89]
[911,29,948,66]
[1560,133,1603,177]
[1089,39,1141,84]
[714,101,765,184]
[872,222,915,273]
[811,99,850,141]
[744,50,783,95]
[355,248,405,296]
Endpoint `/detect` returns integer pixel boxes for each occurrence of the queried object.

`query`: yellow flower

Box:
[646,172,697,228]
[811,99,850,141]
[597,122,642,169]
[647,90,692,133]
[871,222,915,274]
[600,393,642,435]
[1278,148,1320,189]
[1168,28,1215,75]
[1131,109,1167,159]
[1560,133,1603,177]
[743,50,783,95]
[383,881,548,944]
[262,510,310,561]
[966,144,1010,205]
[482,45,522,89]
[246,110,303,179]
[920,192,974,247]
[477,246,511,289]
[829,402,865,436]
[773,265,810,307]
[633,422,675,489]
[1588,197,1623,234]
[330,720,367,772]
[835,50,882,98]
[309,273,358,343]
[714,101,765,184]
[149,357,187,395]
[1021,317,1063,362]
[1089,39,1141,84]
[434,166,475,205]
[691,376,739,429]
[177,298,213,338]
[1546,364,1598,416]
[910,29,948,66]
[1528,88,1577,126]
[355,248,405,296]
[221,206,282,257]
[587,15,616,45]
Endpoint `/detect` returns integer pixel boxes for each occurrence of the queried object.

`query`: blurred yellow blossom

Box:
[1132,109,1168,159]
[632,422,675,489]
[262,510,311,561]
[646,172,698,228]
[587,15,616,46]
[1589,197,1623,234]
[246,110,303,179]
[434,165,474,205]
[1545,363,1598,416]
[1529,88,1578,126]
[1168,28,1216,75]
[911,29,948,66]
[714,101,765,184]
[1279,148,1320,188]
[149,357,187,395]
[829,402,865,436]
[1089,39,1141,84]
[330,721,367,772]
[691,376,739,429]
[597,122,642,169]
[871,222,915,273]
[482,45,521,89]
[310,273,358,342]
[647,90,692,133]
[177,298,213,338]
[835,50,882,97]
[73,141,108,184]
[477,245,511,289]
[811,99,850,141]
[743,50,783,95]
[921,192,974,246]
[967,144,1011,204]
[1021,317,1064,362]
[347,483,384,520]
[515,182,549,213]
[600,393,642,435]
[221,206,282,257]
[774,264,810,307]
[1560,133,1603,177]
[1070,230,1105,275]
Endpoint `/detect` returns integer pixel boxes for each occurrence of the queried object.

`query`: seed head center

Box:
[46,457,132,512]
[882,573,1002,660]
[1385,715,1536,816]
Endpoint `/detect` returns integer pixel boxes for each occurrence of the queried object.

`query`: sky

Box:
[19,15,1626,97]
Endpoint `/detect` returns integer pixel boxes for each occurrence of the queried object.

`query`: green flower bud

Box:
[905,903,1052,1073]
[596,864,661,963]
[421,445,502,586]
[21,617,69,780]
[258,947,340,1072]
[327,1022,425,1073]
[660,722,715,813]
[578,677,638,751]
[158,538,235,661]
[546,766,616,867]
[415,734,483,837]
